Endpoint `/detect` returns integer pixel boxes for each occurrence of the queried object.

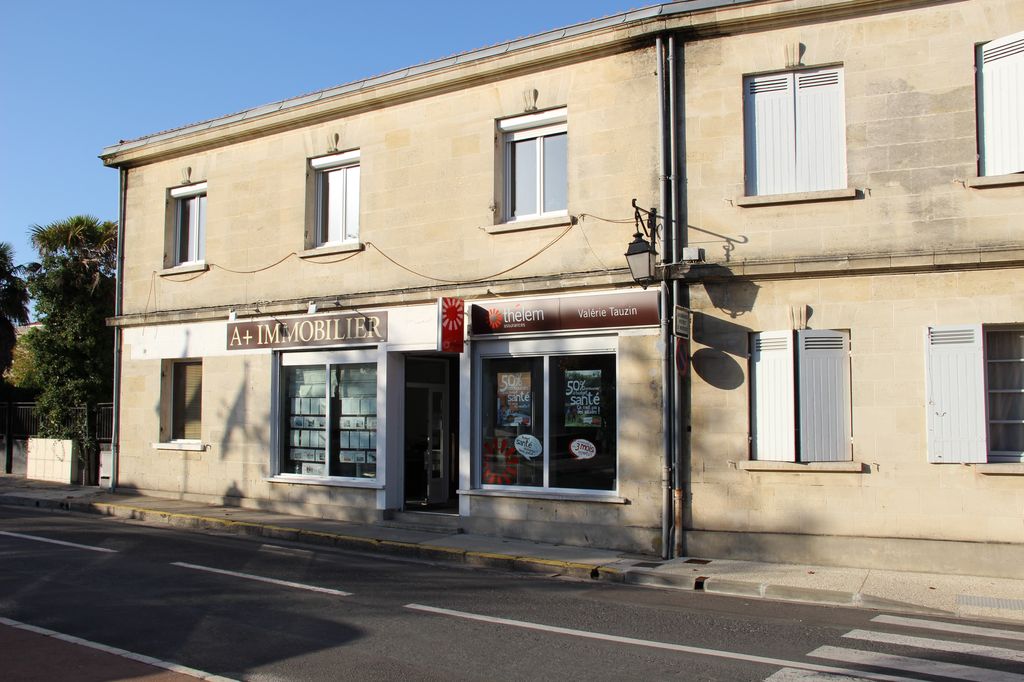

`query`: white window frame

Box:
[750,329,852,462]
[169,182,207,266]
[743,68,847,196]
[926,324,1024,463]
[274,348,382,482]
[498,107,568,222]
[311,150,361,247]
[977,30,1024,177]
[473,334,619,495]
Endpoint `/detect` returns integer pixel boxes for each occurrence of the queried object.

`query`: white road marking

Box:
[872,615,1024,642]
[0,530,118,553]
[0,615,235,681]
[764,668,875,681]
[405,603,916,682]
[171,562,351,596]
[845,629,1024,664]
[810,645,1024,682]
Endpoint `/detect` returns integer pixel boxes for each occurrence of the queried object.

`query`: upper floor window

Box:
[311,150,360,247]
[743,68,846,196]
[499,108,567,222]
[977,31,1023,177]
[169,182,206,266]
[926,325,1023,463]
[750,330,852,462]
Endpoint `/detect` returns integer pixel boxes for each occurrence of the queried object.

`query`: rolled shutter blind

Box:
[173,362,202,440]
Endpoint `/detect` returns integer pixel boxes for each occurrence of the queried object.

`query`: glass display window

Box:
[279,351,379,480]
[477,337,617,493]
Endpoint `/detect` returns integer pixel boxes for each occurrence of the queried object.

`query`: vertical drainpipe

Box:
[669,34,687,559]
[110,167,127,491]
[656,36,675,560]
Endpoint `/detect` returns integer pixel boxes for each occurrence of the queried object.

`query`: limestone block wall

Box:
[683,0,1024,264]
[687,268,1024,551]
[26,438,76,484]
[119,47,659,318]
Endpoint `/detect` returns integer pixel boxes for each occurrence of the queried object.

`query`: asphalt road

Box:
[2,506,1023,681]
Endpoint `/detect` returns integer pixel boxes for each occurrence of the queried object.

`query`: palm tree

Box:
[30,215,117,291]
[0,241,30,376]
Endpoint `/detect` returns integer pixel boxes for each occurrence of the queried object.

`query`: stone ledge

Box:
[152,441,206,452]
[483,214,574,234]
[158,262,209,277]
[265,475,385,489]
[298,242,365,259]
[975,463,1024,476]
[966,173,1024,189]
[735,187,858,207]
[458,488,629,504]
[735,460,867,473]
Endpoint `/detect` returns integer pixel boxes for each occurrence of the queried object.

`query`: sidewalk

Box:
[3,476,1023,625]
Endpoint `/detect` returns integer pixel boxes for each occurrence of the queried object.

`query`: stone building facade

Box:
[102,0,1024,575]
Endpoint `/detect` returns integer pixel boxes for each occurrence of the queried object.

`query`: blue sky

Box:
[1,1,651,282]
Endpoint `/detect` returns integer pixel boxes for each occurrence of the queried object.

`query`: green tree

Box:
[0,242,30,377]
[25,216,117,450]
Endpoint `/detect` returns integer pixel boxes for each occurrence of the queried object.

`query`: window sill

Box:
[458,488,628,504]
[298,242,365,259]
[976,463,1024,476]
[152,441,206,452]
[966,173,1024,189]
[159,262,208,277]
[735,188,858,207]
[484,214,573,234]
[266,475,384,489]
[735,460,867,473]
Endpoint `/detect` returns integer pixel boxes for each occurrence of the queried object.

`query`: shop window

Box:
[743,68,846,196]
[168,182,207,266]
[926,325,1023,463]
[498,108,567,222]
[280,362,377,478]
[170,360,202,441]
[480,352,615,491]
[310,150,360,247]
[749,330,851,462]
[977,31,1024,177]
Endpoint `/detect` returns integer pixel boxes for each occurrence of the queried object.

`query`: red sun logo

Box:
[487,307,503,330]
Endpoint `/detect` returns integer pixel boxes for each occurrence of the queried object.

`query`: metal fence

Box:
[3,402,113,477]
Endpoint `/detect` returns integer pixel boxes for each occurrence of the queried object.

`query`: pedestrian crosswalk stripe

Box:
[764,668,881,681]
[871,615,1024,642]
[844,629,1024,664]
[809,645,1024,682]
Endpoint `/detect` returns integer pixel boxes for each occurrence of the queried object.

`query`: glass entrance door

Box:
[404,358,451,507]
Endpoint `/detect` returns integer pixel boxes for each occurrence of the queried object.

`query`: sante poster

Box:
[497,372,532,428]
[564,369,601,427]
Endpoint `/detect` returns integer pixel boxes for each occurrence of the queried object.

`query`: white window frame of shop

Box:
[743,68,846,196]
[977,30,1024,177]
[926,325,1024,463]
[473,334,619,495]
[750,330,852,462]
[169,182,207,266]
[498,107,568,222]
[311,150,361,247]
[272,348,382,484]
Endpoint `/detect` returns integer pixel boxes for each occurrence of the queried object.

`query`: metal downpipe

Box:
[657,36,674,560]
[110,167,127,491]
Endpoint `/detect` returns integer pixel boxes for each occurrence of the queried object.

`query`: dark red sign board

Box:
[470,291,659,336]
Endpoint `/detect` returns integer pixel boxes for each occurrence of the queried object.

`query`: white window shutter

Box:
[979,31,1024,176]
[751,331,796,461]
[745,74,796,196]
[797,330,851,462]
[925,325,987,463]
[795,68,846,192]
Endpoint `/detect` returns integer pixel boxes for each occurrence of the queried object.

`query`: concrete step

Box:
[380,510,462,534]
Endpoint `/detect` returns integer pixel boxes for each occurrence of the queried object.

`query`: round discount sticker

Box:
[569,438,596,460]
[514,434,543,460]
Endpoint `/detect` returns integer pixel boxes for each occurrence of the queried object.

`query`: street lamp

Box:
[625,199,659,289]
